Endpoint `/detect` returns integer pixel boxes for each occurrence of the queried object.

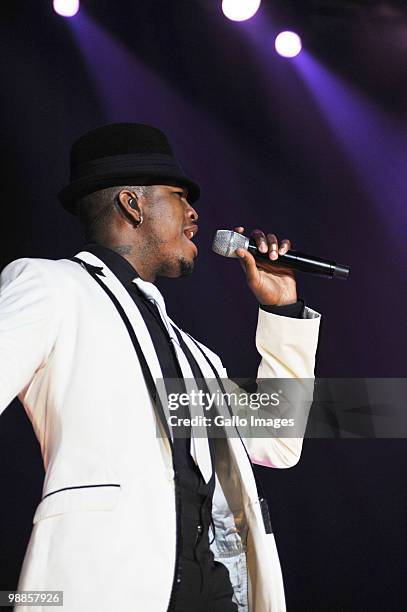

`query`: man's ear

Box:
[115,190,143,228]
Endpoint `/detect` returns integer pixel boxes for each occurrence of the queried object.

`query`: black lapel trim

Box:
[70,256,172,444]
[79,262,106,276]
[71,255,182,609]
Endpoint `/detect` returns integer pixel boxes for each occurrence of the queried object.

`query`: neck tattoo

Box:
[112,245,133,256]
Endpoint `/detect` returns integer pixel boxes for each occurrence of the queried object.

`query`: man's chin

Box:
[156,256,195,278]
[179,257,195,277]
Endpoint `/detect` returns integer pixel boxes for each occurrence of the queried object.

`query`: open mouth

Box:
[183,226,198,241]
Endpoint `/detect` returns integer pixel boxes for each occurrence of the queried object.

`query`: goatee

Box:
[179,257,194,277]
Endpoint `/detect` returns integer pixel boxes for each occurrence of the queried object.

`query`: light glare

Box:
[222,0,261,22]
[53,0,80,18]
[275,31,302,58]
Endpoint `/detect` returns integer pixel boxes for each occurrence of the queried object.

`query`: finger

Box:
[278,239,291,255]
[236,248,260,286]
[266,233,279,260]
[233,226,245,234]
[251,229,268,253]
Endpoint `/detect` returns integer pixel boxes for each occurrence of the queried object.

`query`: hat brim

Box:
[58,171,201,215]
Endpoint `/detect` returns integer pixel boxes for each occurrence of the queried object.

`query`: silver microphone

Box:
[212,230,350,280]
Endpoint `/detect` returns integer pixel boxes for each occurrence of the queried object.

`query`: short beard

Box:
[155,255,194,278]
[179,257,194,277]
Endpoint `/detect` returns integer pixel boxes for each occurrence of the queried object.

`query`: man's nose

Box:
[187,203,199,223]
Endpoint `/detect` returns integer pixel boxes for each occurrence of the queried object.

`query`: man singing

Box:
[0,123,321,611]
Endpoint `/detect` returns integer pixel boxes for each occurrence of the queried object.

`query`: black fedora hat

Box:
[58,122,200,214]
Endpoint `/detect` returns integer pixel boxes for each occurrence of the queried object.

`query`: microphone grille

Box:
[212,230,248,258]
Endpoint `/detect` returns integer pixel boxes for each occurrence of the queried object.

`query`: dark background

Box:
[0,1,406,610]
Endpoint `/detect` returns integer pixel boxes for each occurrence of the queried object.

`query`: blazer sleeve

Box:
[245,305,321,468]
[194,305,321,469]
[0,258,61,415]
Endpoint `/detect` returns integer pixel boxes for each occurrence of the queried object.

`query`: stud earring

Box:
[128,197,143,228]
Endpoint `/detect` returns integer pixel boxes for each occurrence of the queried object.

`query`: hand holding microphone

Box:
[212,227,350,307]
[219,227,298,307]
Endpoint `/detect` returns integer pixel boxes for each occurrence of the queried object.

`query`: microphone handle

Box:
[247,239,350,279]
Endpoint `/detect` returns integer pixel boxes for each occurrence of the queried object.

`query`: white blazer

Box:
[0,252,321,612]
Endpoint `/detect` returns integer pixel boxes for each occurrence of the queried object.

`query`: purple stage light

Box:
[53,0,80,18]
[275,31,302,58]
[222,0,261,22]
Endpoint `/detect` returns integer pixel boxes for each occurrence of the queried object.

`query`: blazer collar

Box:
[81,242,139,284]
[79,242,167,311]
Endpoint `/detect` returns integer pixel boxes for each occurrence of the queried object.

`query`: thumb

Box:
[236,248,260,287]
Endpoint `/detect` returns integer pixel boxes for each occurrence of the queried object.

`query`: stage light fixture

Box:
[275,31,302,58]
[53,0,80,17]
[222,0,261,22]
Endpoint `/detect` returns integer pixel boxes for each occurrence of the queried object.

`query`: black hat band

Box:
[71,153,184,181]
